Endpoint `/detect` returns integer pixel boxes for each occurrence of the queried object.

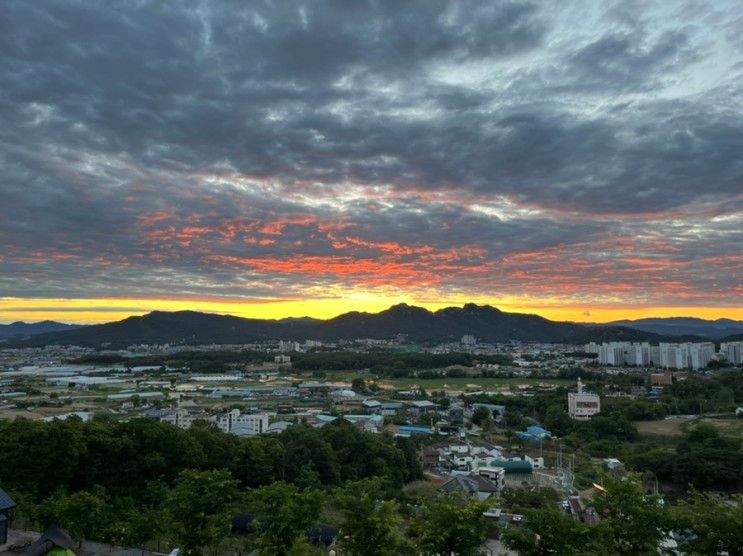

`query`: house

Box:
[330,389,357,403]
[470,403,506,421]
[298,383,330,398]
[476,467,507,491]
[435,420,462,435]
[362,399,382,413]
[409,400,438,416]
[518,425,551,442]
[265,420,293,434]
[360,414,385,433]
[421,446,443,468]
[438,473,502,500]
[650,369,673,386]
[156,408,202,429]
[447,404,465,424]
[434,443,503,472]
[380,402,403,416]
[397,424,434,437]
[0,488,17,546]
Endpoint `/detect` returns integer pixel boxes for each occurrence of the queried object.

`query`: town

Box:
[1,334,741,555]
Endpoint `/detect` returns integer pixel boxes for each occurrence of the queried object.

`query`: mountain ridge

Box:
[608,317,743,338]
[0,320,83,338]
[3,304,694,348]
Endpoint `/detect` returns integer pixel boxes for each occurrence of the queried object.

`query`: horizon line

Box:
[2,298,743,326]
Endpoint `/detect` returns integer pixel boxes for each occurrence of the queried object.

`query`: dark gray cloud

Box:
[0,0,741,308]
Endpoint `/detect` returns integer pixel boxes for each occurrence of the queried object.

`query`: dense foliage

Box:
[291,351,511,375]
[0,418,420,500]
[627,423,742,491]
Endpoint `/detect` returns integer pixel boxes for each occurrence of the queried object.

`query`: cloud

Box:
[0,0,741,310]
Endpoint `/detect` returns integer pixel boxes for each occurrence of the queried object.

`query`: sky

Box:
[1,0,742,325]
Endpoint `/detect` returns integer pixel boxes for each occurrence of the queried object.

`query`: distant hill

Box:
[608,317,743,339]
[8,303,669,348]
[0,320,83,339]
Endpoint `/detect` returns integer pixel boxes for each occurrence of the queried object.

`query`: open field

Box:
[696,418,743,436]
[636,419,687,436]
[637,417,743,438]
[316,370,573,391]
[374,376,573,391]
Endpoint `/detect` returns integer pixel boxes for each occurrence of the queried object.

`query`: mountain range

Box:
[608,317,743,339]
[0,303,693,348]
[4,305,739,348]
[0,320,82,338]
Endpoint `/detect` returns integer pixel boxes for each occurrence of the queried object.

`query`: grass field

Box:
[637,417,743,437]
[636,419,687,436]
[313,370,573,391]
[696,418,743,436]
[372,376,573,391]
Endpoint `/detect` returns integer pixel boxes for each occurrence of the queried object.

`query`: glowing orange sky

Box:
[2,296,741,325]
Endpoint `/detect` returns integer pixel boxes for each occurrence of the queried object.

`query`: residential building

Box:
[567,378,600,420]
[448,403,464,424]
[331,388,357,402]
[650,369,673,386]
[439,473,502,500]
[159,408,200,429]
[660,342,715,370]
[211,409,268,435]
[721,341,743,365]
[409,400,438,416]
[379,401,403,416]
[362,399,382,413]
[584,342,600,355]
[278,340,300,352]
[689,342,715,370]
[470,403,506,421]
[592,341,714,370]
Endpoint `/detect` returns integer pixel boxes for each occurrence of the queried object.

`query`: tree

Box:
[672,492,743,556]
[673,423,741,490]
[164,469,240,556]
[591,478,670,555]
[543,405,573,437]
[501,508,594,556]
[41,489,108,545]
[351,377,366,393]
[248,482,323,556]
[470,406,491,427]
[335,478,411,556]
[408,495,489,556]
[120,507,166,555]
[501,486,560,513]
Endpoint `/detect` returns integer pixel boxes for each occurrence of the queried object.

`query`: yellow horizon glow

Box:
[2,296,742,325]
